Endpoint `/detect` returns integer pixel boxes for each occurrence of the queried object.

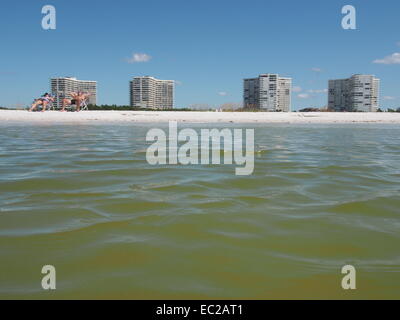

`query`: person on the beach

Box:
[60,91,80,112]
[61,91,91,112]
[76,91,91,112]
[29,93,54,112]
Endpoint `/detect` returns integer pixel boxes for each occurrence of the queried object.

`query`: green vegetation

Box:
[2,104,400,113]
[387,108,400,113]
[87,104,195,111]
[299,108,324,112]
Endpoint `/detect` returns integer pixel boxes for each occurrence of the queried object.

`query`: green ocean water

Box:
[0,122,399,299]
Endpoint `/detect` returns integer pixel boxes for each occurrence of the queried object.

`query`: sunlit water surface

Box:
[0,122,399,299]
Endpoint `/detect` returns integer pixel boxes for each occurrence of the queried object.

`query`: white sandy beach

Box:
[1,110,400,124]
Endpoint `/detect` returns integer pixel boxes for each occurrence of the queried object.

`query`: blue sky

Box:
[0,0,399,110]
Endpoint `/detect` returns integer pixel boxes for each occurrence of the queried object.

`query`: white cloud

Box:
[307,89,328,94]
[397,42,400,47]
[218,91,228,96]
[311,67,322,72]
[126,53,152,63]
[292,86,302,92]
[175,80,183,85]
[383,96,396,100]
[373,52,400,65]
[297,93,310,99]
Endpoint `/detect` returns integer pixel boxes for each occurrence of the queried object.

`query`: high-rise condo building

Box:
[51,77,97,108]
[328,74,380,112]
[130,76,174,109]
[243,74,292,112]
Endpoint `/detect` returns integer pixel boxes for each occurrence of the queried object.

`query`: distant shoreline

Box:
[1,110,400,124]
